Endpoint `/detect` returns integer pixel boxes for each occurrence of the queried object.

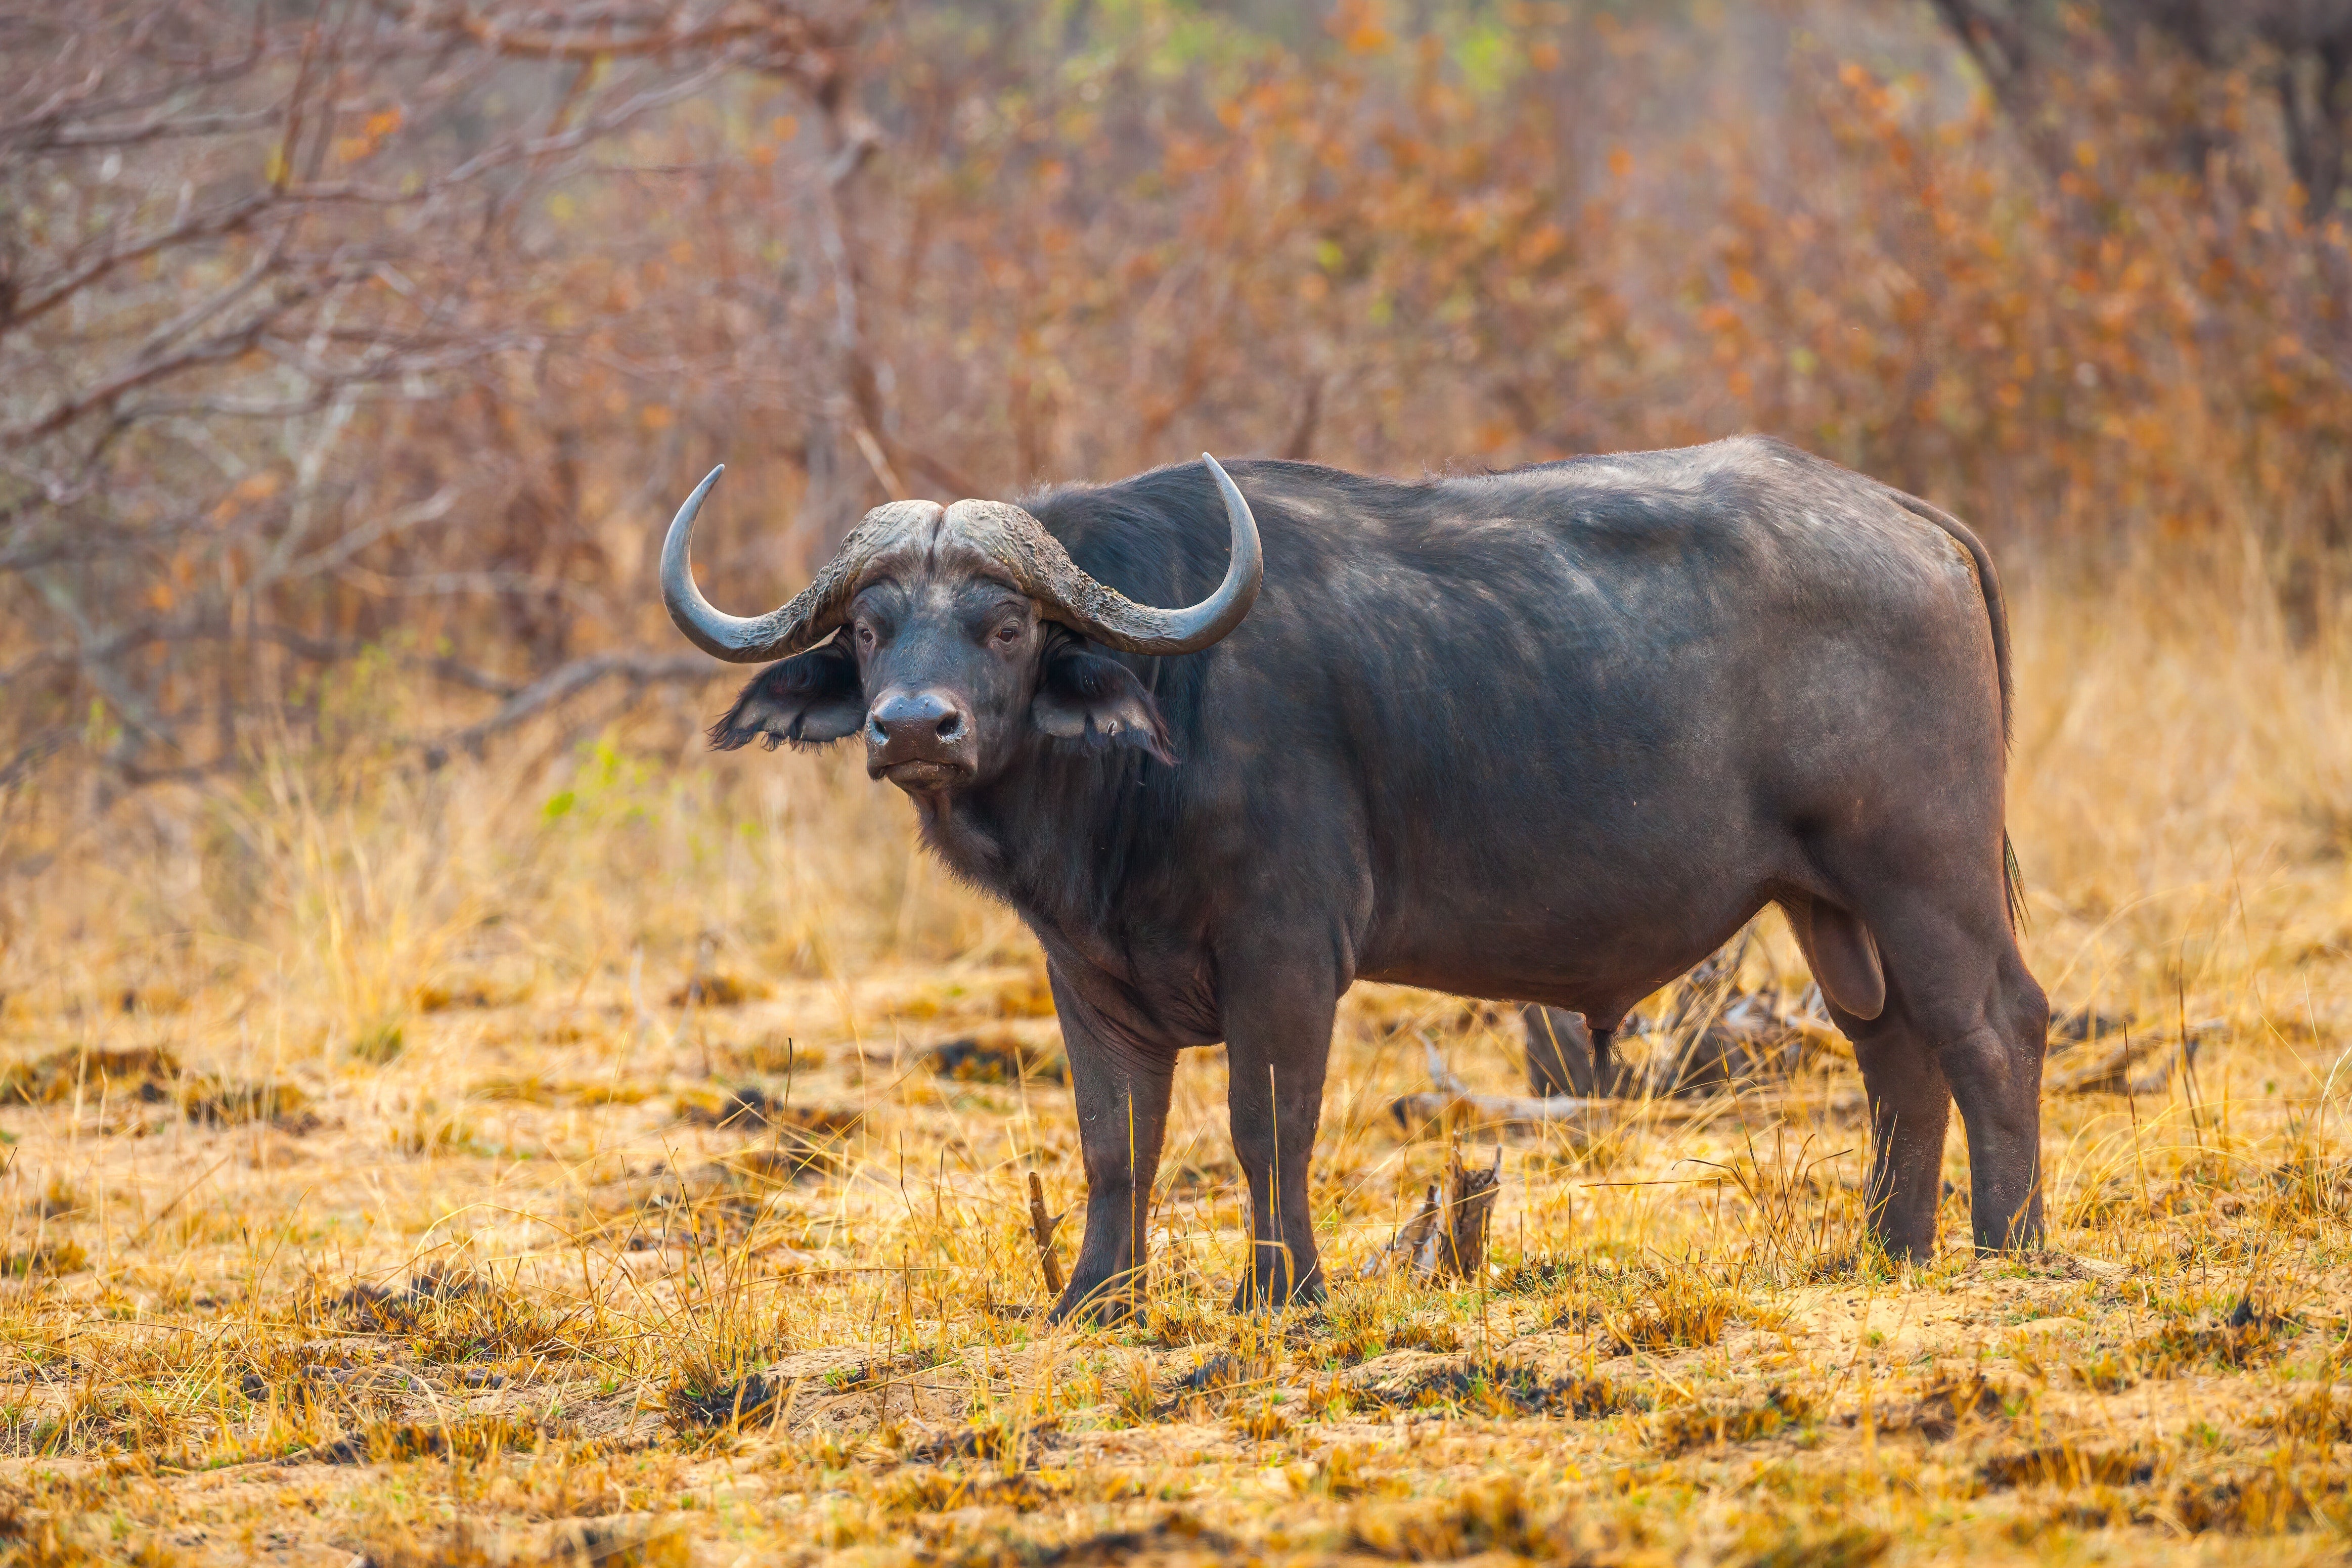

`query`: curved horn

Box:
[660,464,942,663]
[945,453,1263,656]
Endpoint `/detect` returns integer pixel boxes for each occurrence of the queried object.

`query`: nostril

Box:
[865,714,889,745]
[935,711,966,741]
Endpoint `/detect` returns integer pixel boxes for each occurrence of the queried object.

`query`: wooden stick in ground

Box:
[1391,1038,1610,1132]
[1409,1148,1504,1281]
[1027,1171,1065,1299]
[1440,1146,1504,1279]
[1363,1182,1444,1279]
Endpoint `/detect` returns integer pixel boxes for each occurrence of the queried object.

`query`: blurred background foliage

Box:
[2,0,2348,804]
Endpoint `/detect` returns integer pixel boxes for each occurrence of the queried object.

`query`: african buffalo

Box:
[660,437,2048,1317]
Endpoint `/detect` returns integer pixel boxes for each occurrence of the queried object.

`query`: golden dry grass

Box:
[0,568,2348,1566]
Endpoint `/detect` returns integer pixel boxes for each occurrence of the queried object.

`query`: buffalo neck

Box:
[920,736,1189,985]
[917,475,1226,989]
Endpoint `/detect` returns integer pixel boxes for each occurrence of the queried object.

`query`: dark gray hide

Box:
[684,436,2047,1317]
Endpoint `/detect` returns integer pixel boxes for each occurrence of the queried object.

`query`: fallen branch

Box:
[1521,976,1848,1103]
[1364,1185,1442,1278]
[1362,1146,1504,1281]
[422,651,715,765]
[1429,1147,1502,1279]
[1391,1038,1612,1133]
[1026,1171,1065,1300]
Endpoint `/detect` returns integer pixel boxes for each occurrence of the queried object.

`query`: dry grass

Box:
[0,570,2347,1566]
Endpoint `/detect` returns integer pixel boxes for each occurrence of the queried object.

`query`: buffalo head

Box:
[660,456,1261,796]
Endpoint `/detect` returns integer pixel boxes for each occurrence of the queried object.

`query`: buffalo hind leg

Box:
[1048,969,1176,1323]
[1522,1006,1594,1097]
[1802,888,2049,1260]
[1220,952,1339,1311]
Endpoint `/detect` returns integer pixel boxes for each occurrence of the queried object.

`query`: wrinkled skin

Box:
[706,437,2048,1318]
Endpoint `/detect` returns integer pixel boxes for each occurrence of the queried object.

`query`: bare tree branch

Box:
[423,651,714,765]
[0,0,876,782]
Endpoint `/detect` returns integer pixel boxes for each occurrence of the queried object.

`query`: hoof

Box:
[1047,1279,1138,1325]
[1226,1273,1326,1315]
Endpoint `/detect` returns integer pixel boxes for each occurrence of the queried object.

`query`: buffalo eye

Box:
[855,622,878,651]
[992,621,1023,647]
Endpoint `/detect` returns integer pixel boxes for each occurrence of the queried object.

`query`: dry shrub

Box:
[414,974,531,1013]
[338,1266,573,1364]
[1142,1298,1224,1350]
[667,973,769,1008]
[316,1414,556,1466]
[909,1422,1023,1465]
[2168,1465,2347,1535]
[1228,1397,1293,1443]
[717,1035,821,1077]
[1909,1373,2019,1441]
[544,1520,690,1568]
[926,1034,1068,1085]
[1610,1274,1753,1355]
[1319,1289,1464,1365]
[349,1019,407,1066]
[13,1378,195,1458]
[2129,1301,2298,1373]
[29,1177,78,1219]
[714,1143,839,1186]
[1288,1446,1407,1501]
[673,1088,858,1141]
[2262,1387,2352,1445]
[1652,1387,1820,1456]
[1168,1349,1276,1420]
[1743,1529,1890,1568]
[1496,1257,1583,1295]
[886,971,1058,1028]
[388,1101,479,1159]
[324,1516,691,1568]
[672,1099,855,1190]
[0,1046,181,1106]
[1982,1443,2159,1491]
[178,1074,312,1129]
[1348,1476,1540,1560]
[663,1371,790,1435]
[0,1239,86,1279]
[0,1055,321,1130]
[1015,1510,1239,1567]
[1357,1358,1644,1421]
[2080,1301,2300,1391]
[470,1076,650,1108]
[1104,1353,1159,1428]
[876,1467,1062,1516]
[0,1514,184,1568]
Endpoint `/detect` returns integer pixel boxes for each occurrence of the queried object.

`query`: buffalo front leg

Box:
[1048,971,1175,1323]
[1220,957,1339,1311]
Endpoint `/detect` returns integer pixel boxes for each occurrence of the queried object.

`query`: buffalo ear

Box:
[709,641,865,750]
[1032,645,1176,764]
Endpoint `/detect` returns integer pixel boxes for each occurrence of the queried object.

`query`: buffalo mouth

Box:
[873,757,969,790]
